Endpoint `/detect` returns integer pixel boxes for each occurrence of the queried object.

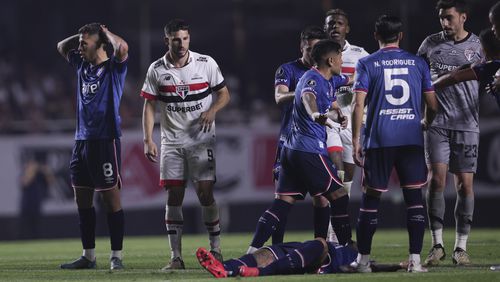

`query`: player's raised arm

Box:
[56,34,79,61]
[101,25,129,62]
[432,68,477,90]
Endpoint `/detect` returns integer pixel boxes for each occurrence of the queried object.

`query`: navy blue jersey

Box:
[285,69,348,154]
[319,242,358,274]
[68,50,128,140]
[473,60,500,108]
[275,59,310,142]
[354,47,434,149]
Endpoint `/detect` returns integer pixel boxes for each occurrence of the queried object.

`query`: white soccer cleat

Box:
[407,260,428,273]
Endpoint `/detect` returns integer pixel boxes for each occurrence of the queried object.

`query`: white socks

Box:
[83,248,95,261]
[454,233,468,251]
[166,205,183,259]
[431,228,444,246]
[202,202,221,251]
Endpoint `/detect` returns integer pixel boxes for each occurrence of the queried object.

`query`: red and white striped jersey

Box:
[337,41,369,107]
[336,41,369,126]
[141,51,225,147]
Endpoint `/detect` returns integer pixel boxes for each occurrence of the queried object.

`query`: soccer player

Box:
[196,238,402,278]
[418,0,484,266]
[350,15,438,273]
[247,39,352,255]
[56,23,128,270]
[324,8,370,195]
[252,26,330,250]
[141,19,230,270]
[433,29,499,108]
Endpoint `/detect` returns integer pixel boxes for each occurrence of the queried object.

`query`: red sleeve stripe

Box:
[341,66,355,74]
[159,82,210,93]
[141,91,157,100]
[354,88,368,93]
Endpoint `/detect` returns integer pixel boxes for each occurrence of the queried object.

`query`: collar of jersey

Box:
[163,51,192,68]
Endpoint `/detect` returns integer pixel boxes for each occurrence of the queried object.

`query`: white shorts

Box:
[160,140,216,187]
[326,126,354,164]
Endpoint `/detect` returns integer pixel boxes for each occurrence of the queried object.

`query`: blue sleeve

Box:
[331,74,349,90]
[353,60,369,92]
[300,76,320,97]
[420,59,434,92]
[275,64,292,88]
[68,49,82,67]
[112,55,128,74]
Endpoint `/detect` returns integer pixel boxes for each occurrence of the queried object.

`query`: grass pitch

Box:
[1,229,499,281]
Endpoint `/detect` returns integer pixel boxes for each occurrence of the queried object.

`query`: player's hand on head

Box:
[144,140,158,163]
[199,110,215,133]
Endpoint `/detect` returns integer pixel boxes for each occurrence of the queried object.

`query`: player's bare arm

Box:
[432,68,477,89]
[101,25,129,62]
[142,99,158,163]
[351,90,366,167]
[274,85,295,105]
[423,90,439,129]
[56,34,79,61]
[199,86,230,133]
[328,101,347,128]
[301,92,333,128]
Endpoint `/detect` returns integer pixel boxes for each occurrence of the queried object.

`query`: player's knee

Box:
[312,196,329,207]
[196,191,215,206]
[402,188,423,207]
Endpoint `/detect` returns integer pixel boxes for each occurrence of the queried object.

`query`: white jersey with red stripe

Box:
[336,41,369,123]
[141,51,225,148]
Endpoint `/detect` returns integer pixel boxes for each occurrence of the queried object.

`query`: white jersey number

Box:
[384,68,409,106]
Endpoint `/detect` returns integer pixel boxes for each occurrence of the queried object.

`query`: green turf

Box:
[1,229,499,281]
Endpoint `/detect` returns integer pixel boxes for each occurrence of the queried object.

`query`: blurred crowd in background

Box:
[0,0,497,135]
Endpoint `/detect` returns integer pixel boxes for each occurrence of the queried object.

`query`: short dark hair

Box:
[164,19,190,36]
[491,1,500,23]
[300,26,327,42]
[479,28,500,57]
[375,15,403,44]
[311,39,342,66]
[436,0,469,14]
[78,22,108,47]
[325,8,349,23]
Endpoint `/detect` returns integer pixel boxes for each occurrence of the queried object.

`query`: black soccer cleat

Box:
[110,257,124,270]
[60,256,96,269]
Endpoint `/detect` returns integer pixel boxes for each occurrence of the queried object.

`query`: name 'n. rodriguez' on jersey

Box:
[140,51,226,148]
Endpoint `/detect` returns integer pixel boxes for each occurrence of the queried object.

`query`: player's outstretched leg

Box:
[196,247,227,278]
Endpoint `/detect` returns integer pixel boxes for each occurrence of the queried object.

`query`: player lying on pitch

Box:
[196,237,403,278]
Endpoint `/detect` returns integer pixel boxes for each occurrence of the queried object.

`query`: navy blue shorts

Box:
[70,139,121,191]
[363,145,427,191]
[277,147,343,200]
[264,241,305,261]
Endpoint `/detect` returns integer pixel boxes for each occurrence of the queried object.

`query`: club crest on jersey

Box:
[307,79,316,87]
[176,85,190,99]
[163,74,173,81]
[276,67,284,77]
[464,48,476,62]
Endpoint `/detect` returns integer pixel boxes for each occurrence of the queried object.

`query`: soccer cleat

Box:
[452,248,471,265]
[161,257,185,270]
[110,257,124,270]
[60,256,96,269]
[339,261,372,273]
[407,260,428,273]
[210,249,223,262]
[196,247,227,278]
[424,244,446,266]
[239,266,260,277]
